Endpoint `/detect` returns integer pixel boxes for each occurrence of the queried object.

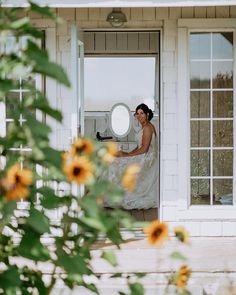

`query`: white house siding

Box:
[29,6,236,236]
[22,6,236,295]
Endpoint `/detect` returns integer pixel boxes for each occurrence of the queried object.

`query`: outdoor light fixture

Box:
[106,8,127,27]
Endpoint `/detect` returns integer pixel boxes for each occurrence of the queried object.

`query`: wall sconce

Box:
[106,8,127,27]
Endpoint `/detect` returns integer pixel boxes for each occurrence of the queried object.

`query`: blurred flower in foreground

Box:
[174,226,190,244]
[144,220,169,246]
[175,265,191,289]
[63,155,94,184]
[71,138,94,156]
[122,163,140,192]
[98,142,118,164]
[1,163,33,201]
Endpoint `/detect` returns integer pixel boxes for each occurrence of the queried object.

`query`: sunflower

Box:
[121,163,140,192]
[63,156,94,184]
[2,163,33,201]
[174,226,190,244]
[98,142,118,164]
[71,138,94,156]
[6,184,30,201]
[6,163,33,186]
[175,265,191,289]
[143,220,169,246]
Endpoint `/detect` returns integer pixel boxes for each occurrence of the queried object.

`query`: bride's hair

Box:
[135,103,153,121]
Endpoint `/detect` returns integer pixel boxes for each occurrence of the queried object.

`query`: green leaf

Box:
[129,283,144,295]
[32,95,62,122]
[29,1,57,20]
[25,113,51,139]
[0,266,21,289]
[134,273,146,278]
[179,290,192,295]
[57,251,90,275]
[18,229,50,261]
[0,201,17,230]
[170,251,187,261]
[0,79,15,96]
[110,273,123,278]
[119,292,127,295]
[25,41,70,87]
[38,187,62,209]
[10,17,29,29]
[81,196,100,218]
[101,250,118,267]
[80,217,106,232]
[41,147,62,170]
[28,207,50,234]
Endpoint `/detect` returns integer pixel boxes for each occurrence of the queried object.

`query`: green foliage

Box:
[0,2,142,295]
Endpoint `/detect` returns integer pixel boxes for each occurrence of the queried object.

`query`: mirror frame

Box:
[109,103,132,138]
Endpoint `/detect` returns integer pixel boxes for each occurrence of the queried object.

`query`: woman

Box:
[105,103,158,210]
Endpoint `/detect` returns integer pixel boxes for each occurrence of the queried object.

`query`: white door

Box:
[70,24,84,141]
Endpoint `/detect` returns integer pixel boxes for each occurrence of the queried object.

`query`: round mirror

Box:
[109,103,131,138]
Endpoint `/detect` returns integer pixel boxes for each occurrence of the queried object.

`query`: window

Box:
[190,32,234,205]
[84,57,156,112]
[1,36,42,171]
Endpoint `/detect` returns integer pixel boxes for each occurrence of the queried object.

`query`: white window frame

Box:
[177,19,236,220]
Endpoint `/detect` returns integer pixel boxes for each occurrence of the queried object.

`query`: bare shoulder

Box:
[144,123,156,135]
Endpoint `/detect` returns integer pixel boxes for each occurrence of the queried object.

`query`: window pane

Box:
[213,61,233,89]
[6,92,20,118]
[191,179,210,205]
[191,121,210,147]
[190,61,210,89]
[213,179,233,205]
[213,121,233,147]
[84,57,156,111]
[213,150,233,176]
[190,33,211,59]
[191,150,210,176]
[212,32,233,59]
[22,92,35,116]
[191,91,210,118]
[213,91,233,118]
[21,76,36,89]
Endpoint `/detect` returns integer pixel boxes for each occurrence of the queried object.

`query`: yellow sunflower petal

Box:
[143,220,169,246]
[71,138,94,156]
[121,163,140,192]
[7,163,33,186]
[6,184,29,201]
[100,142,118,164]
[63,156,94,184]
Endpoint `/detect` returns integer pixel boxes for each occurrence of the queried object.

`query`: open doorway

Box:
[83,30,160,221]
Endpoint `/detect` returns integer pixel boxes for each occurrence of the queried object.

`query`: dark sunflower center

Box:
[76,144,86,154]
[153,228,163,238]
[15,174,20,183]
[73,167,81,176]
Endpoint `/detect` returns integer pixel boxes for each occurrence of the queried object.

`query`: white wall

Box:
[31,5,236,236]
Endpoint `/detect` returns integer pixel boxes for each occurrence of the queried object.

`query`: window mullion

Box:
[210,32,213,206]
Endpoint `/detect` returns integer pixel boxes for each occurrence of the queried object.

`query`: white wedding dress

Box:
[104,128,158,210]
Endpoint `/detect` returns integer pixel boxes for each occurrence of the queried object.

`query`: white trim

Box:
[70,23,79,141]
[3,0,236,8]
[178,27,189,210]
[159,27,164,221]
[233,28,236,209]
[179,19,236,29]
[45,27,58,149]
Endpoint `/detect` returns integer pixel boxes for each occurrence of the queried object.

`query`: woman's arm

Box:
[117,126,153,157]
